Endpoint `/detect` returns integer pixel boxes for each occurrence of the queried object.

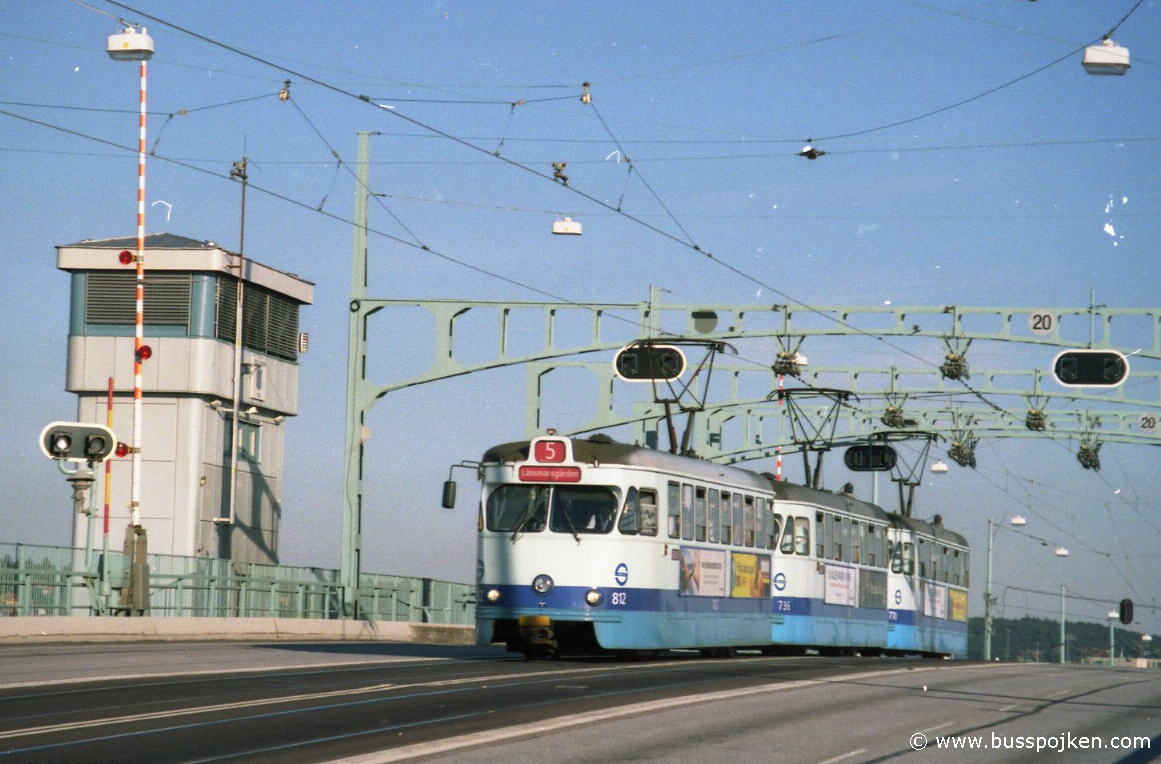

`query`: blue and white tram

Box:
[471,433,970,658]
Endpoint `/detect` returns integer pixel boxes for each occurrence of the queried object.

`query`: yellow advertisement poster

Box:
[730,552,771,598]
[949,589,968,622]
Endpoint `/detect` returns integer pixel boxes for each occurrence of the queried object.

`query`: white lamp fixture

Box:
[1083,38,1130,75]
[552,216,583,236]
[107,26,154,61]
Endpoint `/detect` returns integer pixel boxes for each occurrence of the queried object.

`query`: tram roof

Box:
[482,436,967,547]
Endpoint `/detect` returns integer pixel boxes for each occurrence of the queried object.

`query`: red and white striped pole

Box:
[775,373,784,481]
[104,377,114,536]
[108,24,155,611]
[128,56,148,528]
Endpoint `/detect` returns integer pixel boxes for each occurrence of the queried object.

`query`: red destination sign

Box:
[518,465,582,483]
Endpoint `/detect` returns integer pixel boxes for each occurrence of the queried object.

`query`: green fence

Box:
[0,542,475,625]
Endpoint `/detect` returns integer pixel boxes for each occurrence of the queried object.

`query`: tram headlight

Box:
[531,574,554,596]
[584,589,603,607]
[485,588,501,603]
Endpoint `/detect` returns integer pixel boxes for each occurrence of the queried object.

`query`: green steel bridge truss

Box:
[342,291,1160,614]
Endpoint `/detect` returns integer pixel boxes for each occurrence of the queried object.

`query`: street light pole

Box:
[984,518,996,661]
[1060,584,1067,664]
[1108,611,1117,668]
[107,24,154,615]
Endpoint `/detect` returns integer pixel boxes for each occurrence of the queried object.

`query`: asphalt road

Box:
[1,643,1158,762]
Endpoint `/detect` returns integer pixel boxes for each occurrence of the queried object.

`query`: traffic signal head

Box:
[1120,598,1134,625]
[1052,349,1129,388]
[614,344,686,382]
[843,444,897,472]
[39,421,117,464]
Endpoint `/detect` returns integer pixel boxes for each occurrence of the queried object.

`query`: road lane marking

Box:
[818,748,867,764]
[919,721,953,736]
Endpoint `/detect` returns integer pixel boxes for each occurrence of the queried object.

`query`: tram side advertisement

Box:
[679,549,770,598]
[679,548,726,597]
[731,552,771,598]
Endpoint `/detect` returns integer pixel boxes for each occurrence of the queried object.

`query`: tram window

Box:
[941,546,951,583]
[780,515,794,553]
[720,492,732,545]
[771,513,782,551]
[733,494,744,547]
[852,520,862,564]
[681,484,694,541]
[667,482,681,539]
[903,542,915,575]
[743,496,756,547]
[917,539,927,578]
[550,485,618,535]
[695,487,707,542]
[618,487,641,535]
[486,484,549,533]
[889,540,902,574]
[708,489,720,544]
[793,516,810,555]
[834,516,846,561]
[817,512,828,559]
[621,488,658,536]
[963,552,970,587]
[639,489,658,536]
[756,503,769,549]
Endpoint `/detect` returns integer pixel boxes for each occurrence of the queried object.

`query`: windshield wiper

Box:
[558,506,581,543]
[510,496,547,541]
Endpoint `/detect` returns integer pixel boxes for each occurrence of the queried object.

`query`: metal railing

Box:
[0,542,475,625]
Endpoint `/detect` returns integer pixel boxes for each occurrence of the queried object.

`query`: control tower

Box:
[57,234,313,565]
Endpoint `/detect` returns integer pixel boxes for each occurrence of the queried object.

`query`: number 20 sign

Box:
[1029,311,1054,336]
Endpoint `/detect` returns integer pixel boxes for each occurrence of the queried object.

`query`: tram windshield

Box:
[486,484,618,535]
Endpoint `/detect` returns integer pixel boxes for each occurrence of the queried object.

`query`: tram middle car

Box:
[470,433,969,659]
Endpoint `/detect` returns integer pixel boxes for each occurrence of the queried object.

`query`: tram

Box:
[458,432,969,658]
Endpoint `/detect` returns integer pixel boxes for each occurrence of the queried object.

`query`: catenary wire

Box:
[101,0,1028,424]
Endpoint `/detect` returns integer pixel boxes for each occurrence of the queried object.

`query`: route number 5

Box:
[534,439,566,463]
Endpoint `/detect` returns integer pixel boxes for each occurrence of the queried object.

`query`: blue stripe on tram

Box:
[477,584,967,655]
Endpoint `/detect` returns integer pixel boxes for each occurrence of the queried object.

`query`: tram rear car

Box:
[469,434,969,658]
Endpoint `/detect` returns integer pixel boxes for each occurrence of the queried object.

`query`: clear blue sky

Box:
[3,1,1159,637]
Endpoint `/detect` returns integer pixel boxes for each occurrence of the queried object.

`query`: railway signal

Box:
[843,444,897,471]
[1052,349,1129,388]
[39,421,117,464]
[613,344,686,382]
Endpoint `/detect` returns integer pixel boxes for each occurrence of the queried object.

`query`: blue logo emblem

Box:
[772,571,787,591]
[894,589,903,605]
[614,563,629,586]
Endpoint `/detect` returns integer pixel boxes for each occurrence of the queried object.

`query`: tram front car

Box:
[471,433,659,658]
